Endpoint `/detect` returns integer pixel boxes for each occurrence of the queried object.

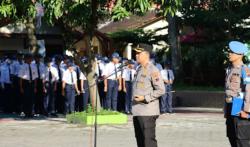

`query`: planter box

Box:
[66,112,128,125]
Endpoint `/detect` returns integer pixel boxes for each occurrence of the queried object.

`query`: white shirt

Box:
[35,61,46,80]
[161,69,174,81]
[0,63,13,84]
[53,63,65,82]
[12,60,24,76]
[103,62,121,80]
[122,67,136,81]
[44,66,59,82]
[18,63,38,81]
[95,61,105,77]
[74,65,87,80]
[62,69,77,85]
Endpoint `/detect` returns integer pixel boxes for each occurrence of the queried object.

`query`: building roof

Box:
[99,11,164,33]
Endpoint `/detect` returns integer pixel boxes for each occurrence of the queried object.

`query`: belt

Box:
[108,79,118,81]
[225,97,233,103]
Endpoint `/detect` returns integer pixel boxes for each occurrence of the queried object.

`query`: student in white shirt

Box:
[122,60,136,114]
[160,61,175,114]
[19,54,38,118]
[103,52,122,111]
[43,57,59,116]
[62,61,80,114]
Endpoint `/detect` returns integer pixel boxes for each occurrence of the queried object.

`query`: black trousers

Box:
[44,82,56,114]
[226,103,250,147]
[35,79,44,114]
[3,83,13,113]
[56,82,65,113]
[13,77,22,113]
[133,116,159,147]
[23,80,35,116]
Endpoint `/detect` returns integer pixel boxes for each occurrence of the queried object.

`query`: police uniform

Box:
[43,62,59,116]
[160,64,174,113]
[62,63,79,114]
[122,61,136,113]
[103,53,121,110]
[18,59,38,117]
[74,65,87,112]
[34,60,46,114]
[0,60,15,113]
[225,41,250,147]
[132,48,165,147]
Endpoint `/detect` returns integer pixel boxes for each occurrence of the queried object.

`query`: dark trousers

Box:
[3,83,13,113]
[97,81,105,107]
[65,84,75,114]
[160,85,173,113]
[226,103,250,147]
[83,80,89,111]
[105,80,119,110]
[13,77,22,113]
[56,82,64,113]
[125,81,133,113]
[75,81,83,112]
[44,82,56,114]
[133,116,159,147]
[35,79,43,114]
[23,80,35,116]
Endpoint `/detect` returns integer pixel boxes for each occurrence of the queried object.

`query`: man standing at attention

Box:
[132,47,165,147]
[225,41,250,147]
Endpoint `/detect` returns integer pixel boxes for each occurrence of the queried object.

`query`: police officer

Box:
[132,47,165,147]
[19,54,38,118]
[225,41,250,147]
[160,61,174,114]
[122,60,136,114]
[103,52,122,110]
[62,61,80,114]
[43,57,59,116]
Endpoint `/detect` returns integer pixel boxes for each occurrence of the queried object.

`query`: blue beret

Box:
[229,41,248,55]
[111,52,120,59]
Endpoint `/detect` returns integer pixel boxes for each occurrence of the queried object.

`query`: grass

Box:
[66,105,128,125]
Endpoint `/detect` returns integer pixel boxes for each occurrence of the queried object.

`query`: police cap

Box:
[229,41,248,55]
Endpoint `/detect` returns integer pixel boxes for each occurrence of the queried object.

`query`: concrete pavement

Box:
[0,108,230,147]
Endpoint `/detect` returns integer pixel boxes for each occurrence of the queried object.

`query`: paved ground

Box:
[0,108,230,147]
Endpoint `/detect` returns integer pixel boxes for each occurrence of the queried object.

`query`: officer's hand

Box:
[104,86,107,92]
[123,88,127,93]
[81,89,85,93]
[240,111,249,119]
[134,95,145,102]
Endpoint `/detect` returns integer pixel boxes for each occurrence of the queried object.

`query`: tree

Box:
[0,0,183,110]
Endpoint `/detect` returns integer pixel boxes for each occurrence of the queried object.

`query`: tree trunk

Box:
[26,17,37,54]
[167,14,183,78]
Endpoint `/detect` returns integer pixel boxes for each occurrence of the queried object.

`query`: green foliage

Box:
[0,0,16,18]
